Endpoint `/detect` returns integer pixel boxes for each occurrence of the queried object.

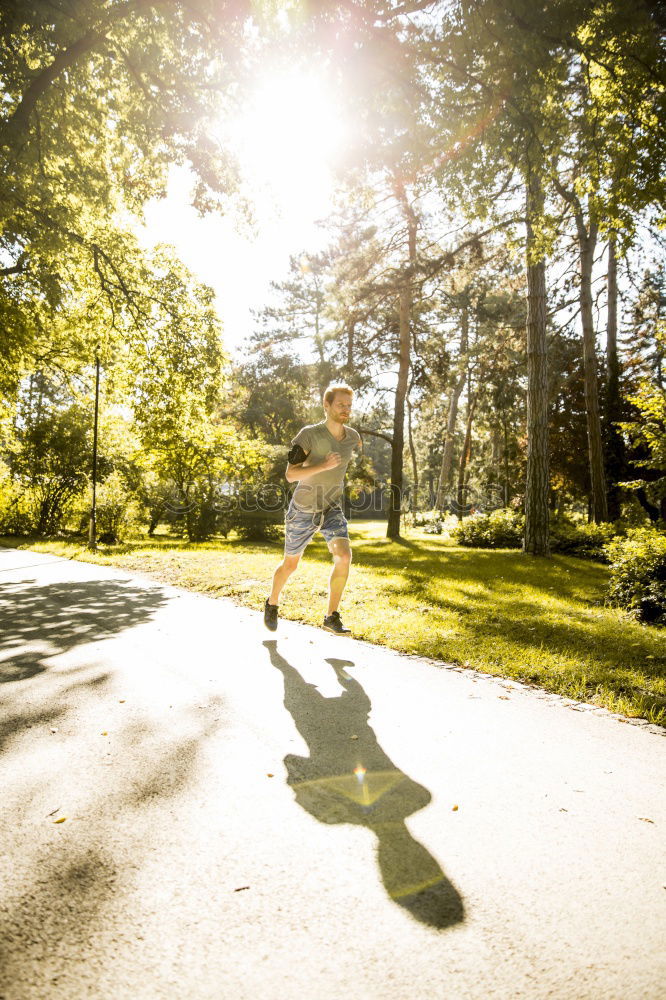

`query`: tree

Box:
[0,1,248,402]
[524,163,551,554]
[603,234,625,520]
[7,375,94,534]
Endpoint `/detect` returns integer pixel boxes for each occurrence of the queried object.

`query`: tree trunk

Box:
[576,215,608,522]
[407,396,419,513]
[387,286,411,539]
[435,303,469,510]
[148,507,162,536]
[345,315,356,374]
[636,486,660,523]
[604,233,624,521]
[456,391,477,521]
[523,171,550,556]
[503,415,510,506]
[387,180,417,540]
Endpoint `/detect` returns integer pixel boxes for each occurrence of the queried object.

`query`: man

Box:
[264,383,361,635]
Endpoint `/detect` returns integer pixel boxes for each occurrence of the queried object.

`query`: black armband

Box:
[288,443,308,465]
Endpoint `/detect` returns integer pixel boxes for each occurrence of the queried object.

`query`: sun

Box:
[225,67,348,227]
[141,66,351,348]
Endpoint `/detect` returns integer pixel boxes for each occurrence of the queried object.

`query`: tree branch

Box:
[0,254,27,276]
[358,426,394,445]
[2,0,166,136]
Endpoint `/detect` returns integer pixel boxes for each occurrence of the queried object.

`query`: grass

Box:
[3,520,665,726]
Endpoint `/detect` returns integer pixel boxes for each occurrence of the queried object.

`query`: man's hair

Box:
[323,382,354,406]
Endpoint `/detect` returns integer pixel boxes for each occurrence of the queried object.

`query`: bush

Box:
[73,472,144,543]
[0,476,34,535]
[452,508,524,548]
[606,527,666,625]
[550,515,617,561]
[229,511,282,542]
[451,510,623,560]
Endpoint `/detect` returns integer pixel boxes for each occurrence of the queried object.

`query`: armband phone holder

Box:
[288,444,308,464]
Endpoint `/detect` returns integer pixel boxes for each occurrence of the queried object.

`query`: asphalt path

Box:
[0,546,664,1000]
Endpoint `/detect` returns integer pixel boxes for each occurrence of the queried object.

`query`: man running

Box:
[264,383,361,635]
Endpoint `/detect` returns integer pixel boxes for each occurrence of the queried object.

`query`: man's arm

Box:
[285,447,342,483]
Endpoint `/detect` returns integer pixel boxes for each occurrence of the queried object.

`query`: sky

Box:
[139,67,349,356]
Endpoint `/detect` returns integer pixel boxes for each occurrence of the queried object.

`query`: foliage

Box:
[606,526,666,625]
[0,0,246,329]
[452,508,620,560]
[452,508,525,549]
[0,461,34,535]
[7,381,93,535]
[549,515,617,562]
[619,379,666,517]
[74,471,143,544]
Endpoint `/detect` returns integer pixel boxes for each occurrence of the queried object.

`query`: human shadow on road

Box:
[263,640,464,930]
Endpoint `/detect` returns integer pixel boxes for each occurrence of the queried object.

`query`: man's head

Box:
[323,383,353,423]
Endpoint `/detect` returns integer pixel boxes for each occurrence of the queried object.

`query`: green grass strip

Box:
[4,521,665,726]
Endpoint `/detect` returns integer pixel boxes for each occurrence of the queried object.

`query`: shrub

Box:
[73,472,144,543]
[0,475,35,535]
[452,508,524,548]
[549,515,618,561]
[451,510,623,559]
[229,512,282,542]
[605,527,666,625]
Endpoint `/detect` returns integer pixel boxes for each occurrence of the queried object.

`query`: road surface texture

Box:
[0,546,664,1000]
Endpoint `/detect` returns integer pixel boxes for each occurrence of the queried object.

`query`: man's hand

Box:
[286,450,342,482]
[321,451,342,471]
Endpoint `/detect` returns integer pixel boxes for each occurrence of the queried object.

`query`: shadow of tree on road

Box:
[0,577,168,684]
[0,563,231,995]
[0,575,169,759]
[264,639,464,930]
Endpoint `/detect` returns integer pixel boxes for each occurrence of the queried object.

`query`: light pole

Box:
[88,345,100,550]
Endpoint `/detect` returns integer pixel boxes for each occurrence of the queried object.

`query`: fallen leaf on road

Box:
[267,773,274,778]
[53,817,67,824]
[101,731,108,736]
[350,735,358,740]
[639,817,654,824]
[498,696,510,700]
[119,699,126,703]
[452,805,459,811]
[234,886,250,892]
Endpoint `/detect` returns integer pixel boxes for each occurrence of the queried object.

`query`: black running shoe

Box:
[264,599,278,632]
[323,610,351,636]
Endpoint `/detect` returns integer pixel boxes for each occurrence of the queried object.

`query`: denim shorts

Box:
[284,502,349,556]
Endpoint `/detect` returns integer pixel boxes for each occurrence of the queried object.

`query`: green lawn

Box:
[4,521,665,725]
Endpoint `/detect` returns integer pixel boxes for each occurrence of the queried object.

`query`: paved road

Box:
[0,546,664,1000]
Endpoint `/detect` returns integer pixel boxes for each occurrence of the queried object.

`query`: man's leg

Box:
[326,537,352,616]
[269,553,301,605]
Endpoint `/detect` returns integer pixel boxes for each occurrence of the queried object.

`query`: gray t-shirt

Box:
[289,422,361,513]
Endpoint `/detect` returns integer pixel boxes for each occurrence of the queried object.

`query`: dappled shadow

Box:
[0,557,231,993]
[350,540,609,603]
[264,640,464,930]
[0,574,169,763]
[0,577,168,684]
[392,536,420,550]
[0,700,227,996]
[0,682,223,997]
[338,539,665,683]
[392,572,665,679]
[0,844,121,992]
